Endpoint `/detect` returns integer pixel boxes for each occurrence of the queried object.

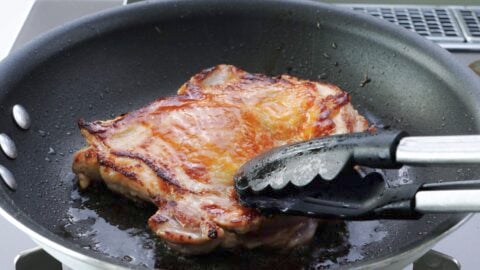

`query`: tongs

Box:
[234,130,480,220]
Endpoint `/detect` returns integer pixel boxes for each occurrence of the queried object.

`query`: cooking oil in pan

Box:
[60,186,159,268]
[61,180,392,269]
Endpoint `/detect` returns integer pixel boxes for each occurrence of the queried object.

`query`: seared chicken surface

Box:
[72,65,368,254]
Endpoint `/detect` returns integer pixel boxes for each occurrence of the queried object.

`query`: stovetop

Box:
[1,1,480,269]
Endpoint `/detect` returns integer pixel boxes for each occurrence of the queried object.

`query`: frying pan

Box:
[0,0,479,269]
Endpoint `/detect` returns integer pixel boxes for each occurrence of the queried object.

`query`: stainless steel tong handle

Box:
[397,136,480,213]
[413,180,480,213]
[396,135,480,164]
[416,190,480,213]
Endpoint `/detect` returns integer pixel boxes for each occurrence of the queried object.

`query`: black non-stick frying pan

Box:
[1,0,480,269]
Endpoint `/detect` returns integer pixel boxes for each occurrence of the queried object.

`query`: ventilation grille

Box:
[454,9,480,42]
[339,5,480,50]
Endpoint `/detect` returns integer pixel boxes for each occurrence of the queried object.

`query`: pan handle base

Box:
[413,249,461,270]
[15,247,62,270]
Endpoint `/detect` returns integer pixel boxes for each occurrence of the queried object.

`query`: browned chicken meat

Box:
[72,65,369,254]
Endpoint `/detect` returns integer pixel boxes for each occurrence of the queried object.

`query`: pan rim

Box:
[0,0,478,269]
